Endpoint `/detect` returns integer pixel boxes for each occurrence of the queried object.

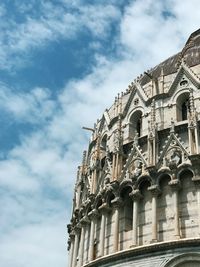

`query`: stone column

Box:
[112,154,116,181]
[130,189,142,247]
[68,233,75,267]
[190,154,200,236]
[193,179,200,236]
[78,216,89,267]
[148,185,160,242]
[88,209,98,262]
[169,179,180,239]
[72,227,80,267]
[111,197,122,253]
[99,203,110,257]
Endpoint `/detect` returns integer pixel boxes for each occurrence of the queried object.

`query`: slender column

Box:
[192,175,200,236]
[72,227,80,267]
[99,203,110,257]
[88,209,98,262]
[194,181,200,236]
[111,197,122,253]
[76,184,81,208]
[112,154,116,181]
[169,179,180,239]
[91,172,94,194]
[68,233,75,267]
[78,227,85,267]
[190,155,200,236]
[148,185,160,242]
[115,153,119,179]
[78,216,89,267]
[130,189,142,246]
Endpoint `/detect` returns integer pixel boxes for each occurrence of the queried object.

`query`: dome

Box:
[68,29,200,267]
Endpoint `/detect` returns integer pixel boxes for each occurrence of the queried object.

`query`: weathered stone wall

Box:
[68,30,200,267]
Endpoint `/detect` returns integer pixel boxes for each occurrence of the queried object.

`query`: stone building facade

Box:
[68,29,200,267]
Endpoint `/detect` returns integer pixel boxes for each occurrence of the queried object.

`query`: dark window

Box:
[181,101,188,121]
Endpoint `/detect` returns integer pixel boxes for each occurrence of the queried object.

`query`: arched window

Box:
[129,110,143,139]
[176,93,189,122]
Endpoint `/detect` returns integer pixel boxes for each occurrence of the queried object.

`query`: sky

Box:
[0,0,200,267]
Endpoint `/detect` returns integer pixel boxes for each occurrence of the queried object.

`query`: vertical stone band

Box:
[88,209,99,262]
[169,179,180,239]
[72,227,80,267]
[130,189,142,247]
[148,185,160,242]
[111,197,122,253]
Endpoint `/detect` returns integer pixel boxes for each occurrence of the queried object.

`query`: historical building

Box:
[68,29,200,267]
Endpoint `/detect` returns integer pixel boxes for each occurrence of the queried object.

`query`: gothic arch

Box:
[136,174,152,189]
[175,91,190,122]
[163,253,200,267]
[128,108,144,139]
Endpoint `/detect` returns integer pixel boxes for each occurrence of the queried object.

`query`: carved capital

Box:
[80,215,90,225]
[192,177,200,187]
[88,208,99,220]
[129,189,142,201]
[111,197,123,209]
[98,202,111,213]
[148,185,161,196]
[169,179,181,190]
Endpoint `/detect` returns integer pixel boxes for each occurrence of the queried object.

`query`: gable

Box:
[168,62,200,97]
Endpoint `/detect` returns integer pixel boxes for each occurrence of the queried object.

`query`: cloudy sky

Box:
[0,0,200,266]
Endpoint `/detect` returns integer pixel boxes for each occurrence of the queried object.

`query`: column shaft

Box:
[113,207,119,252]
[78,226,85,267]
[195,184,200,236]
[112,154,116,181]
[115,154,119,179]
[88,220,95,261]
[132,200,138,246]
[99,213,106,257]
[69,238,74,267]
[174,190,180,238]
[151,195,157,241]
[72,232,79,267]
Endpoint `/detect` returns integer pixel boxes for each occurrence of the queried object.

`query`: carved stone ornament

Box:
[129,159,142,178]
[165,148,182,167]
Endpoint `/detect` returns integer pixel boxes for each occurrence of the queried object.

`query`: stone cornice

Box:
[83,238,200,267]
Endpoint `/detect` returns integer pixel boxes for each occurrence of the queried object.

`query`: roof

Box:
[140,28,200,86]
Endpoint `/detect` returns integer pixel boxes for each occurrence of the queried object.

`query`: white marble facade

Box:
[68,29,200,267]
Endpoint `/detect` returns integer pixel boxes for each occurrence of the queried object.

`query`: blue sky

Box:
[0,0,200,266]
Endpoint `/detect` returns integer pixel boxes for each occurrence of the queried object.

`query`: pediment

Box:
[158,129,189,169]
[120,141,147,180]
[168,62,200,96]
[98,111,110,134]
[95,158,112,193]
[123,82,148,118]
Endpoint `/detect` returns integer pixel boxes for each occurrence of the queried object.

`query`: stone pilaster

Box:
[88,209,99,262]
[169,179,181,239]
[98,203,111,257]
[72,226,81,267]
[129,189,142,247]
[190,154,200,236]
[78,216,89,267]
[148,185,161,243]
[111,197,123,253]
[68,232,75,267]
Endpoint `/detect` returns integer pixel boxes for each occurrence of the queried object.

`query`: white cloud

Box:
[0,215,67,267]
[1,1,200,267]
[0,85,56,123]
[0,1,121,70]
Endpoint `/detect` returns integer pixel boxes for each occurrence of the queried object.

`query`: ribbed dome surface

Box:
[140,29,200,86]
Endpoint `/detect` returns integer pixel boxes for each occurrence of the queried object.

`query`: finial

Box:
[170,118,175,133]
